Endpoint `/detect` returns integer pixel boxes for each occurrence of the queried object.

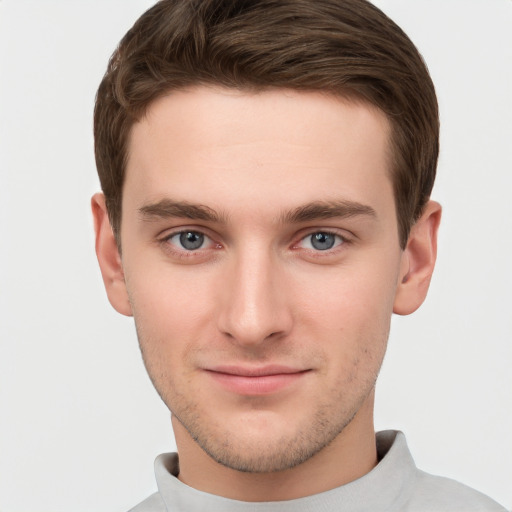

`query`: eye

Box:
[299,231,344,251]
[168,230,210,251]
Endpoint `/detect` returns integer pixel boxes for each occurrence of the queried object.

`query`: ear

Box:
[91,193,133,317]
[393,200,442,315]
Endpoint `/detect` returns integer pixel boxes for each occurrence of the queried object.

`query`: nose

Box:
[216,246,293,348]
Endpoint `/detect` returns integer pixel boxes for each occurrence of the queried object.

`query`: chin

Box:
[176,405,353,474]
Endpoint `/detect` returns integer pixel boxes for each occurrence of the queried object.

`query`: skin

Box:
[93,87,441,501]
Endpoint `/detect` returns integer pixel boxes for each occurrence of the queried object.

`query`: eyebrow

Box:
[138,198,377,224]
[138,199,225,223]
[281,200,377,224]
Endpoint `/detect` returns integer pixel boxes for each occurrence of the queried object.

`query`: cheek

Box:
[125,257,216,325]
[294,263,397,372]
[124,268,215,374]
[296,263,398,328]
[128,281,202,408]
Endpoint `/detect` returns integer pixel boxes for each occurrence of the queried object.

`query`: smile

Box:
[204,366,311,395]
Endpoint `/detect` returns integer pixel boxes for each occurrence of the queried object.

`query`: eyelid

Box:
[158,224,218,242]
[158,226,222,257]
[168,231,213,249]
[291,228,354,256]
[155,225,353,260]
[296,227,351,242]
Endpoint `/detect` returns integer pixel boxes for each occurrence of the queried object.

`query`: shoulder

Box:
[127,491,166,512]
[376,431,507,511]
[405,469,508,511]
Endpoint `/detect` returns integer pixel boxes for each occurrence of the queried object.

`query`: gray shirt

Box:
[129,430,506,511]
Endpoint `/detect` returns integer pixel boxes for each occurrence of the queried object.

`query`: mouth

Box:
[204,365,311,395]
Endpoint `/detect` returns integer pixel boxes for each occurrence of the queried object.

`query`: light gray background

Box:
[1,1,511,510]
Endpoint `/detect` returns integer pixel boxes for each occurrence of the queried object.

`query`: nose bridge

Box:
[217,241,292,345]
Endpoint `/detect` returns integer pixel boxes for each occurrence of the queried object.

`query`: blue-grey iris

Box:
[180,231,204,250]
[311,232,336,250]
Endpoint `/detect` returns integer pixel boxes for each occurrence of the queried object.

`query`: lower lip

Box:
[206,371,308,395]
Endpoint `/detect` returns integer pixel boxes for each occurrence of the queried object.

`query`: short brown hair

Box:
[94,0,438,249]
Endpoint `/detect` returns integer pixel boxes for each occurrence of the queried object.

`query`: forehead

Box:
[124,87,394,219]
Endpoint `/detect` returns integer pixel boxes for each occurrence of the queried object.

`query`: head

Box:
[92,0,441,490]
[94,0,438,251]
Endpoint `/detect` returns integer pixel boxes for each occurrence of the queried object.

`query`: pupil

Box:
[180,231,204,250]
[311,232,335,250]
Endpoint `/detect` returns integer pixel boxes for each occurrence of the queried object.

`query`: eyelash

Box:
[158,229,220,260]
[158,228,352,260]
[294,231,347,252]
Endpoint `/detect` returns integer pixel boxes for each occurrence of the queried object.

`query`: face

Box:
[117,87,407,472]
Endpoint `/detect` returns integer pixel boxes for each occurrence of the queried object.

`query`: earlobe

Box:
[91,193,133,317]
[393,201,442,315]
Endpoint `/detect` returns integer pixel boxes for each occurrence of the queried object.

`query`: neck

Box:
[172,391,378,502]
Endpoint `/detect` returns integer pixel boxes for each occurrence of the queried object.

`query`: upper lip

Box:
[205,365,308,377]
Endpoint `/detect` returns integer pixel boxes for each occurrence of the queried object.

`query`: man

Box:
[91,0,506,510]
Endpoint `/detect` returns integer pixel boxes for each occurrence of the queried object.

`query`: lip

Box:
[204,365,310,395]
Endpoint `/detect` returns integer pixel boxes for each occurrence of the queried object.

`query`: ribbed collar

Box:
[154,431,418,512]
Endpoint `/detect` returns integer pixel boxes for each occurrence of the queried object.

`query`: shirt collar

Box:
[154,430,417,512]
